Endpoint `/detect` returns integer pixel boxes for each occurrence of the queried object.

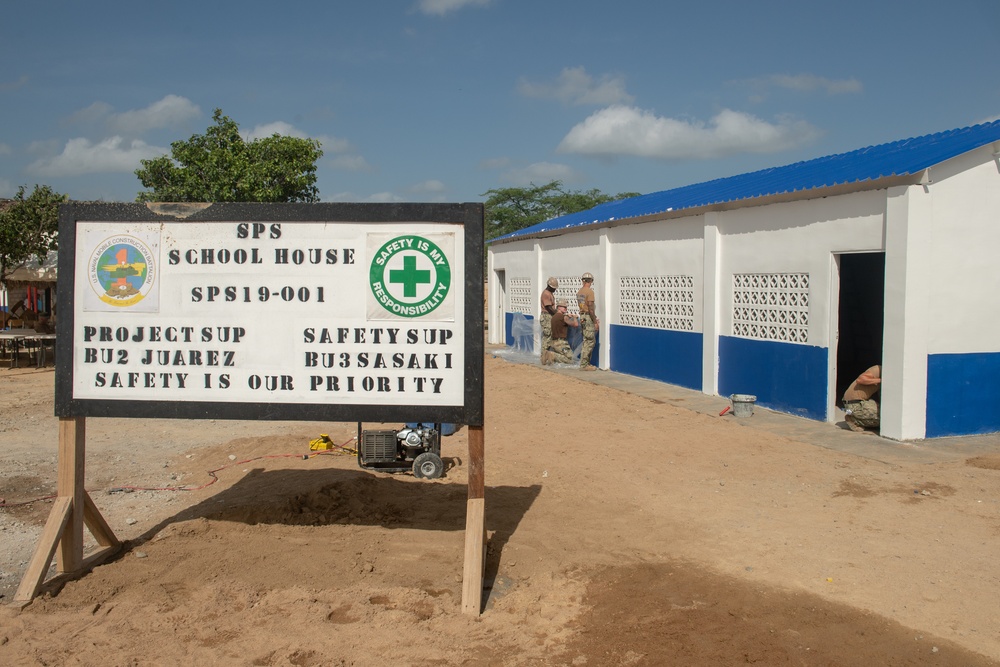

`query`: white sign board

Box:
[56,204,484,424]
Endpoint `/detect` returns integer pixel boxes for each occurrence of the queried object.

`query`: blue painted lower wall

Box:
[926,352,1000,437]
[498,310,999,436]
[610,325,702,390]
[719,336,828,420]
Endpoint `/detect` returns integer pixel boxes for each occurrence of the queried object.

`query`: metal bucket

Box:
[729,394,757,417]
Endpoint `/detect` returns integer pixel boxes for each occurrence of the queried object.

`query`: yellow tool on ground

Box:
[309,434,334,451]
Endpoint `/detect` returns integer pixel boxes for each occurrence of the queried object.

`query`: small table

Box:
[0,329,35,369]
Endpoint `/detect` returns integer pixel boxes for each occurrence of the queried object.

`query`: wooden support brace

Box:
[13,417,121,606]
[83,491,120,548]
[13,497,73,604]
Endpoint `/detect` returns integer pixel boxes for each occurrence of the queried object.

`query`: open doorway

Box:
[835,252,885,402]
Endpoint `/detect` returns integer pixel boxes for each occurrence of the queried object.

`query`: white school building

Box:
[486,120,1000,440]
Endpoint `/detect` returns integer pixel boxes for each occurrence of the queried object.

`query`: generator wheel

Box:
[413,452,444,480]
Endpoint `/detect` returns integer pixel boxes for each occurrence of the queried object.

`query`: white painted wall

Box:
[607,217,706,331]
[715,192,886,349]
[535,229,603,285]
[487,240,536,345]
[924,151,1000,354]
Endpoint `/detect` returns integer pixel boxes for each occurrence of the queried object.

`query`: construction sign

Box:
[55,202,484,425]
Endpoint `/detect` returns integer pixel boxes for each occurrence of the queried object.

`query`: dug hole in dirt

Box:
[2,355,1000,666]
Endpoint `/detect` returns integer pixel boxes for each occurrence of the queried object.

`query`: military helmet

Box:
[546,277,559,289]
[556,299,568,308]
[581,272,594,282]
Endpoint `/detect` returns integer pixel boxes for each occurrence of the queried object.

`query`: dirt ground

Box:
[2,352,1000,666]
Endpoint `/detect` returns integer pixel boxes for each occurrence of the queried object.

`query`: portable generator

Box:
[356,423,444,479]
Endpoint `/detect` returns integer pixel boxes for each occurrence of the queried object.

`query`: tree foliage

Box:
[0,184,67,287]
[135,109,324,203]
[482,180,639,240]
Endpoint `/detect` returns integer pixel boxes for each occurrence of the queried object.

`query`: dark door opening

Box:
[836,253,885,402]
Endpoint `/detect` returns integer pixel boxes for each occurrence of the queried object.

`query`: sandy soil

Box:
[2,353,1000,666]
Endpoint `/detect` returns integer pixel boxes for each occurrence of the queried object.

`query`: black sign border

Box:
[54,202,484,426]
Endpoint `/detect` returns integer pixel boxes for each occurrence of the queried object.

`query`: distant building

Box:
[486,120,1000,439]
[1,248,58,326]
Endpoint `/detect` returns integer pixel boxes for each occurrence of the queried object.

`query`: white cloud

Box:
[328,154,373,172]
[415,0,490,16]
[107,95,201,135]
[518,67,634,106]
[738,74,862,96]
[317,135,353,153]
[65,101,114,126]
[479,157,510,170]
[28,136,167,177]
[366,191,405,202]
[245,122,366,171]
[557,106,821,160]
[502,161,581,186]
[63,96,199,135]
[27,139,61,156]
[246,122,351,153]
[0,75,29,92]
[768,74,862,94]
[325,191,359,202]
[245,121,307,141]
[408,179,447,194]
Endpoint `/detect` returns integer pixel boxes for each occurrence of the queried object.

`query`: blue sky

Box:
[2,0,999,206]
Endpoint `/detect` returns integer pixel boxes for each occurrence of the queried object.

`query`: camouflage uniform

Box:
[539,279,558,362]
[577,276,597,369]
[579,313,596,368]
[842,364,881,432]
[548,338,575,364]
[844,399,880,431]
[540,311,553,357]
[544,302,578,365]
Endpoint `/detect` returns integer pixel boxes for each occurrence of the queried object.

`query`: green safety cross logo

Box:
[369,235,451,317]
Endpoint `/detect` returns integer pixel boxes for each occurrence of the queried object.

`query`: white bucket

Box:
[730,394,757,417]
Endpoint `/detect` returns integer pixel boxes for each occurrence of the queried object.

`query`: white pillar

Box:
[702,216,721,395]
[882,185,932,440]
[598,229,612,369]
[534,241,544,354]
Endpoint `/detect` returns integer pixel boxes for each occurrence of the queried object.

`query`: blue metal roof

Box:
[489,119,1000,243]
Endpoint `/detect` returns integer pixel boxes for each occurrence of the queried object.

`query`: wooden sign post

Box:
[462,424,486,614]
[17,202,486,613]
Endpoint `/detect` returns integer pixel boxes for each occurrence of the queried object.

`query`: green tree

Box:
[0,184,67,287]
[482,180,639,240]
[135,109,324,203]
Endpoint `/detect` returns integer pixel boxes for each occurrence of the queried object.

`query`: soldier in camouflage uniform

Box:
[539,277,558,363]
[842,364,881,432]
[542,300,579,365]
[576,272,599,371]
